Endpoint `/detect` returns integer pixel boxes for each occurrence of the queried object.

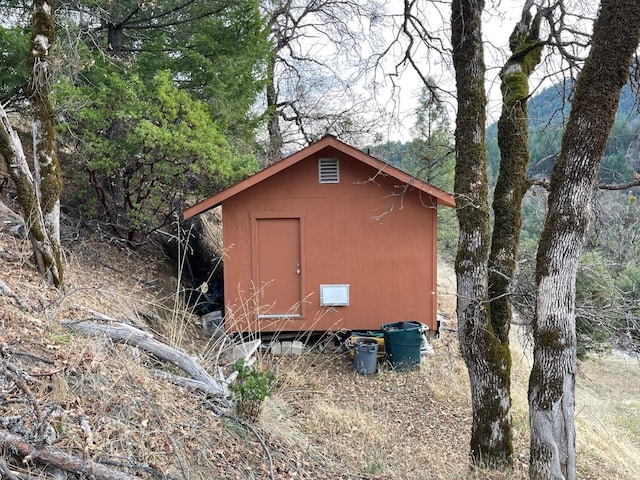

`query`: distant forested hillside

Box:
[371,82,639,188]
[486,83,640,184]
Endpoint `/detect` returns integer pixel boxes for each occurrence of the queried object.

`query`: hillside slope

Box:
[0,210,358,479]
[1,205,639,479]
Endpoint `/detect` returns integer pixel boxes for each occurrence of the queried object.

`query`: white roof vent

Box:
[318,157,339,184]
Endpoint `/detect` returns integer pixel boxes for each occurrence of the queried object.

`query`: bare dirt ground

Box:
[1,210,639,479]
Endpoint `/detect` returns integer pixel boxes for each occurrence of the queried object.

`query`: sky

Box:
[380,0,559,142]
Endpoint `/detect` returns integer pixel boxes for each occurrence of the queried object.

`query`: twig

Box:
[120,357,188,480]
[93,458,182,480]
[0,279,32,312]
[3,363,44,437]
[1,347,55,365]
[207,402,275,480]
[78,415,94,451]
[0,457,20,480]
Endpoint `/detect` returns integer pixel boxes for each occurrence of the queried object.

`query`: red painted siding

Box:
[220,146,440,334]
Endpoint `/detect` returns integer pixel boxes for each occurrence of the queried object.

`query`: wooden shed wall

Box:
[220,146,439,333]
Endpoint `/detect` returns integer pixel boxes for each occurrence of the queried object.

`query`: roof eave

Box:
[183,136,456,219]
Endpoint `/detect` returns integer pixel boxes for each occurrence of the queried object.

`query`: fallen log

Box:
[152,369,228,396]
[62,318,228,397]
[0,430,138,480]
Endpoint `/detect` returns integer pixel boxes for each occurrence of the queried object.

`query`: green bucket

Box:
[381,321,422,371]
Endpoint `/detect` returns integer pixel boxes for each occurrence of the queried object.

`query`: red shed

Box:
[183,136,455,335]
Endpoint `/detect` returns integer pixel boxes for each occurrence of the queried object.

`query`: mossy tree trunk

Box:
[452,0,513,469]
[529,1,640,478]
[465,2,543,467]
[0,0,63,288]
[490,1,541,346]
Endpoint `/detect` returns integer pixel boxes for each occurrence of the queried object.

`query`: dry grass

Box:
[1,216,639,479]
[262,342,475,479]
[574,355,640,478]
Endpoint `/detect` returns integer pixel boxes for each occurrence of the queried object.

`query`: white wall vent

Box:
[318,158,339,183]
[320,284,350,306]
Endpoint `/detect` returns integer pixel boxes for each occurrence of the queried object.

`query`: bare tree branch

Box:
[0,430,139,480]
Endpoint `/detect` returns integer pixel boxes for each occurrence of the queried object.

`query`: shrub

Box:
[229,358,276,422]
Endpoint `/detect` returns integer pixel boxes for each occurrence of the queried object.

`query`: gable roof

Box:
[183,135,456,219]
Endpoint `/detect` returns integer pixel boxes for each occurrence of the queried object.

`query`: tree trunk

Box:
[107,8,126,56]
[470,2,543,467]
[490,1,541,345]
[452,0,512,469]
[0,0,64,287]
[529,1,640,478]
[29,0,63,287]
[265,54,283,166]
[0,106,63,287]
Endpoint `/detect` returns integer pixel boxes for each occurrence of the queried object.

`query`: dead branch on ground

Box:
[0,430,139,480]
[61,318,229,399]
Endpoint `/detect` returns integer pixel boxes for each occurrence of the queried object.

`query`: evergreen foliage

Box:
[0,26,29,106]
[229,358,276,423]
[487,83,640,184]
[0,1,269,246]
[128,0,269,142]
[56,71,258,246]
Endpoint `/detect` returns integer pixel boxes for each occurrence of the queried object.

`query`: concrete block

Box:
[270,340,304,356]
